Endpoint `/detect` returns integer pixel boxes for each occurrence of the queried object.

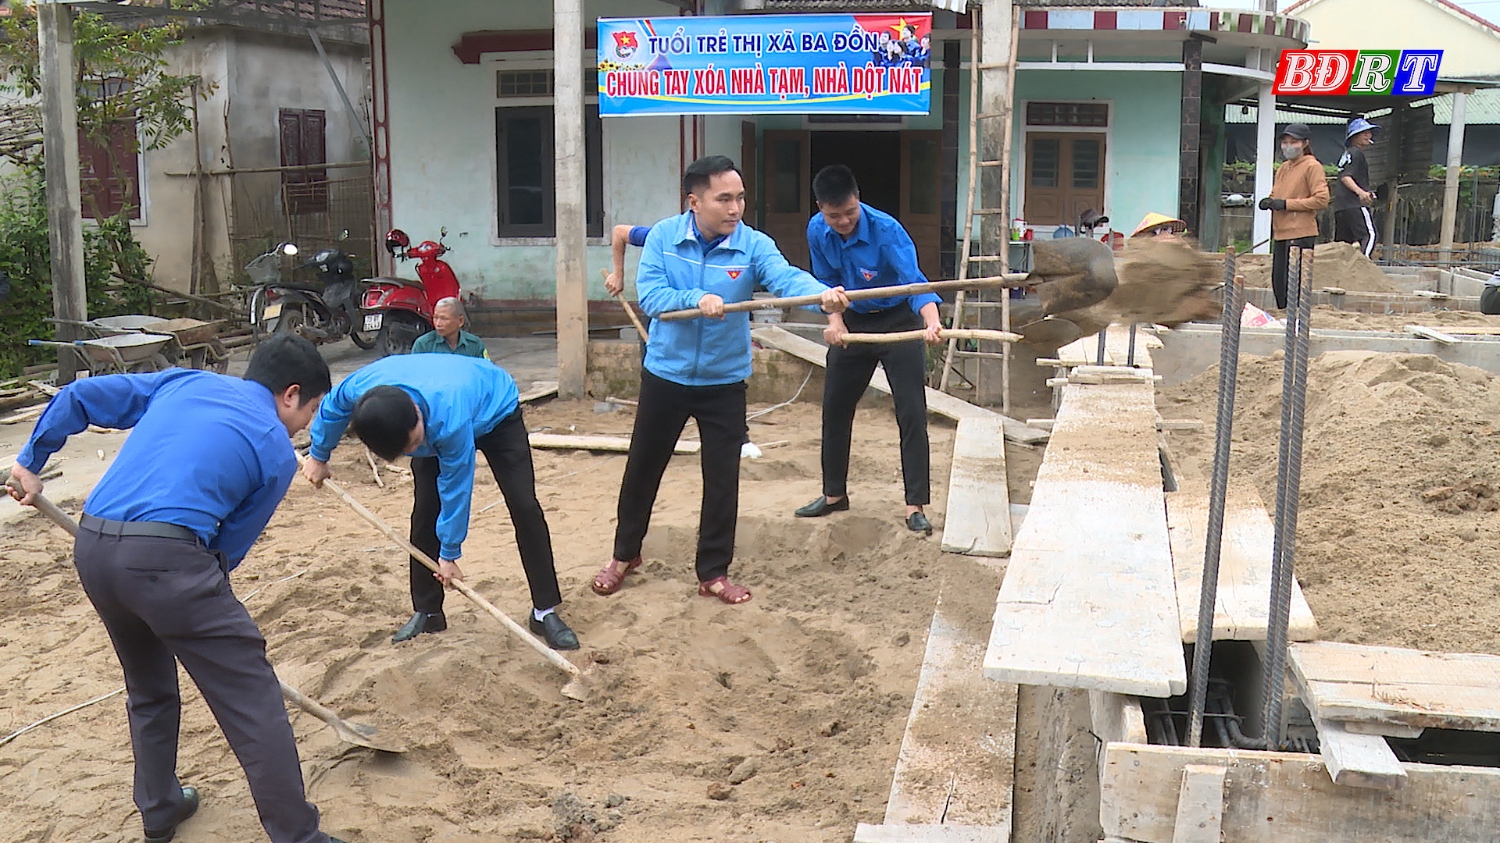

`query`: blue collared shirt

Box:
[307,354,519,561]
[18,370,296,569]
[807,202,940,315]
[637,211,829,386]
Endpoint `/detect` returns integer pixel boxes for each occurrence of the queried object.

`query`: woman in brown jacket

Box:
[1258,122,1330,309]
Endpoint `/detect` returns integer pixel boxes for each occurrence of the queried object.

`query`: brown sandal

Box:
[698,576,752,605]
[592,556,642,596]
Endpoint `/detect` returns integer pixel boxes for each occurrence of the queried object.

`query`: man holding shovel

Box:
[591,154,850,605]
[300,354,579,650]
[7,334,346,843]
[793,165,943,534]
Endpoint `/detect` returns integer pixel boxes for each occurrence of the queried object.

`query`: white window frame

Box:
[1016,98,1113,238]
[485,51,607,246]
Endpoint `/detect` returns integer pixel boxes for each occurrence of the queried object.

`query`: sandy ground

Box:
[1303,307,1500,333]
[0,394,1030,843]
[1160,350,1500,654]
[1235,242,1398,293]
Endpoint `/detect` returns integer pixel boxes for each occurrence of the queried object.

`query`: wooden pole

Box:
[976,0,1014,408]
[843,328,1020,345]
[999,9,1020,417]
[554,0,588,400]
[659,275,1029,321]
[37,1,88,384]
[1439,89,1469,264]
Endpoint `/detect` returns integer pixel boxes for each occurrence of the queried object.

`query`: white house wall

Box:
[383,0,727,301]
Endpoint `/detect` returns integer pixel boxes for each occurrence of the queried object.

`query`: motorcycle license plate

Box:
[363,313,383,331]
[262,302,282,321]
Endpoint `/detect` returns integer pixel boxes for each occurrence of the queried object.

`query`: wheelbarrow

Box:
[47,316,229,373]
[29,333,174,375]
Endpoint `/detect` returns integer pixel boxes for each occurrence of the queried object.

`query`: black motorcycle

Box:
[247,241,376,349]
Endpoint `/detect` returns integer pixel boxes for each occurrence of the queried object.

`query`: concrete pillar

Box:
[1252,82,1275,255]
[1439,90,1468,262]
[554,0,588,400]
[1179,40,1203,236]
[1380,105,1404,260]
[37,1,88,383]
[975,0,1014,409]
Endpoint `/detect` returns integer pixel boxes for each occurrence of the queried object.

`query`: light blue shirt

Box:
[637,211,829,386]
[807,202,940,315]
[308,355,520,560]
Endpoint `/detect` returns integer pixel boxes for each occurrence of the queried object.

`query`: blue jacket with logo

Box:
[637,211,829,386]
[807,202,940,314]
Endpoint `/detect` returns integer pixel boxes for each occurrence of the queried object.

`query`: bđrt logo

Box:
[1273,50,1442,96]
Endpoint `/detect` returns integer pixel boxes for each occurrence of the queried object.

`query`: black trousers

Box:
[409,408,561,613]
[823,307,930,506]
[1271,236,1317,309]
[73,528,327,843]
[613,368,747,583]
[1333,207,1376,257]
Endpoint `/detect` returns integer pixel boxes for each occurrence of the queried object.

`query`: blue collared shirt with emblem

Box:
[307,354,519,561]
[18,370,296,569]
[806,202,940,315]
[637,211,829,386]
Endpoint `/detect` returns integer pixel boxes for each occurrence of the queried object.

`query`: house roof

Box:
[1225,87,1500,126]
[1284,0,1500,38]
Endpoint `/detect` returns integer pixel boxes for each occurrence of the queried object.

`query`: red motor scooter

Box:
[361,228,463,356]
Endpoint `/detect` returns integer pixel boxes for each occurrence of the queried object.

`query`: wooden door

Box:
[900,130,942,279]
[1023,132,1106,227]
[741,120,758,228]
[761,129,811,270]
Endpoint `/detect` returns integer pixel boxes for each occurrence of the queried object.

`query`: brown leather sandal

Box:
[698,576,752,605]
[592,556,642,596]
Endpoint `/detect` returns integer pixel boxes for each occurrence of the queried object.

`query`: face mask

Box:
[1281,144,1303,160]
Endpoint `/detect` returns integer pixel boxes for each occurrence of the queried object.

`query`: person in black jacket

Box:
[1333,117,1381,257]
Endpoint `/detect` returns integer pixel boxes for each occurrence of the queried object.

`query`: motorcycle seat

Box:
[275,280,325,293]
[365,275,424,290]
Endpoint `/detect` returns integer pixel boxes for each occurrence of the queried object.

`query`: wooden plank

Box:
[750,326,1049,445]
[1166,479,1318,643]
[1171,764,1226,843]
[1101,743,1500,843]
[518,380,559,403]
[1405,325,1459,345]
[527,433,699,454]
[884,605,1015,829]
[854,824,1009,843]
[1055,325,1161,369]
[1421,325,1500,336]
[984,379,1187,697]
[940,417,1013,557]
[1311,712,1408,791]
[1090,690,1148,746]
[1290,641,1500,735]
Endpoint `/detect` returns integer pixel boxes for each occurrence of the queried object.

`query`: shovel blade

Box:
[329,720,407,753]
[1017,318,1084,350]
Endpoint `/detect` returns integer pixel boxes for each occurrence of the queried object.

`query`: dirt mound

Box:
[0,401,1010,842]
[1234,241,1397,294]
[1309,307,1499,332]
[1160,351,1500,652]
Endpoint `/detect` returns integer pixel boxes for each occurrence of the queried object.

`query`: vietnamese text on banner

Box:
[597,13,932,116]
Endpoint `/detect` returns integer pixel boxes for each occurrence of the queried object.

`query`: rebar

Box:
[1187,249,1245,747]
[1127,323,1139,367]
[1262,245,1314,748]
[1096,327,1108,365]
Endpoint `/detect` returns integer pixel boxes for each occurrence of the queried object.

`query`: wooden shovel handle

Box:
[658,274,1030,322]
[601,269,649,341]
[841,328,1022,345]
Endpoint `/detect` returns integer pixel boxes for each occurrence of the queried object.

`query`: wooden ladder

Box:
[939,10,1021,415]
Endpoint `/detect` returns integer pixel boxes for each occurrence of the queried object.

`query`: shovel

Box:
[305,467,593,702]
[6,480,407,753]
[602,269,649,341]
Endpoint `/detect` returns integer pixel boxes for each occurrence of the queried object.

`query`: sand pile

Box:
[1308,307,1499,332]
[0,401,1014,842]
[1234,242,1397,294]
[1160,351,1500,653]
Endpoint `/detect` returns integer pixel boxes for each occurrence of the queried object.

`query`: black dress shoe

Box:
[795,495,850,518]
[144,786,199,842]
[907,512,933,535]
[392,611,446,644]
[529,613,580,650]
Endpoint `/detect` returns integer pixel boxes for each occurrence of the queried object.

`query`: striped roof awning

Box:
[1021,8,1309,43]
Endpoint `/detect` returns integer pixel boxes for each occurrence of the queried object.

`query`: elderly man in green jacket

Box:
[412,297,488,358]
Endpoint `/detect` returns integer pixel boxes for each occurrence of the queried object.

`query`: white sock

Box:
[533,607,555,622]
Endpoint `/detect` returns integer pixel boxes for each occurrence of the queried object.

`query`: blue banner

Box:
[597,13,932,116]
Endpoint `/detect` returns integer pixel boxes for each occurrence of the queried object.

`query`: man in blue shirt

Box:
[591,155,849,605]
[7,335,346,843]
[300,354,578,650]
[794,165,944,535]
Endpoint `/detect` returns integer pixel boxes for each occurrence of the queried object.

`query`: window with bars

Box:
[1025,102,1109,128]
[496,68,599,98]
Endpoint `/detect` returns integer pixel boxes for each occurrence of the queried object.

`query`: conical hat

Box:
[1132,212,1187,238]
